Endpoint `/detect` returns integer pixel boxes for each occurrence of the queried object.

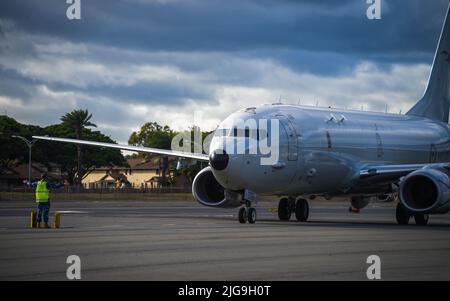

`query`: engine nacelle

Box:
[399,167,450,214]
[192,166,242,208]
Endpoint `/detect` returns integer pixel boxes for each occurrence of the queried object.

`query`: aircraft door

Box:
[277,115,298,161]
[430,144,437,163]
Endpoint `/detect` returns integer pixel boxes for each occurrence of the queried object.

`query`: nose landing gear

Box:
[238,190,258,224]
[238,207,247,223]
[248,208,257,224]
[238,203,257,224]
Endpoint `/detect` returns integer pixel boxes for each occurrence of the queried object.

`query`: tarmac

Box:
[0,198,450,280]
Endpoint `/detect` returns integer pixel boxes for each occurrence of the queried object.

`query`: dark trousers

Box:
[37,202,50,223]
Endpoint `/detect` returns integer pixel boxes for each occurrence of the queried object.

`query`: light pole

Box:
[12,135,37,185]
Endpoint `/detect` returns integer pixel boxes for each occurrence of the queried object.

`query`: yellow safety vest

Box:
[35,181,49,203]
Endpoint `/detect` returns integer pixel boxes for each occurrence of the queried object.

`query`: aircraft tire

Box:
[396,203,410,225]
[248,208,257,224]
[238,207,247,224]
[295,198,309,222]
[278,198,291,221]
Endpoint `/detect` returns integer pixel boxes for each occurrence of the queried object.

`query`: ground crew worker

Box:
[30,173,62,228]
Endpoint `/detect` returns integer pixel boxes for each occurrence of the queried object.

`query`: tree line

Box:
[0,109,209,186]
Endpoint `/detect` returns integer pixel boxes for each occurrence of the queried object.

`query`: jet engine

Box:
[399,167,450,214]
[192,166,242,208]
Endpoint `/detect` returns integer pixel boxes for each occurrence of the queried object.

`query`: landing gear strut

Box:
[278,197,309,222]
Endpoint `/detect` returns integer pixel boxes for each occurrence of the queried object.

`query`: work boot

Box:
[44,222,50,229]
[37,222,41,228]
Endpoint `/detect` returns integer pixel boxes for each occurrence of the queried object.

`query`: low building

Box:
[82,158,165,189]
[0,158,190,190]
[0,161,63,188]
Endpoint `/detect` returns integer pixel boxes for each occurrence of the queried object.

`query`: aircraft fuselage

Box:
[210,104,450,196]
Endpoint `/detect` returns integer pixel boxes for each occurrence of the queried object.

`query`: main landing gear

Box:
[278,197,309,222]
[395,203,429,226]
[238,201,257,224]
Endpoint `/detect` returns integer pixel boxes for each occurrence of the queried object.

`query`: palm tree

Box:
[61,109,97,185]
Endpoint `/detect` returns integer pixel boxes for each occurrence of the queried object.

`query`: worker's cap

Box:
[41,173,48,179]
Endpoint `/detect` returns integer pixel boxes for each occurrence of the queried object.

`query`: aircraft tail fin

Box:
[406,3,450,123]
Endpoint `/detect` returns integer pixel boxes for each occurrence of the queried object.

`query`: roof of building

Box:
[0,161,63,181]
[126,158,160,170]
[95,172,129,183]
[88,158,161,171]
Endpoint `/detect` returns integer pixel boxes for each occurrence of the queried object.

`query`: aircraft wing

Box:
[32,136,209,161]
[359,163,450,183]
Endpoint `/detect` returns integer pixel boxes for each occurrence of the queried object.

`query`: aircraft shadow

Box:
[255,218,450,231]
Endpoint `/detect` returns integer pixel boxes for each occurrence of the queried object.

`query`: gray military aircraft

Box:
[34,4,450,225]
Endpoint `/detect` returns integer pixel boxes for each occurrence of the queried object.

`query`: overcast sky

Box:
[0,0,448,143]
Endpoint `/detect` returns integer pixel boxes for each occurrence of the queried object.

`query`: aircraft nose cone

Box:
[209,149,229,171]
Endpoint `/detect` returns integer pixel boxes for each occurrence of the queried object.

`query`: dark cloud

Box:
[50,80,216,105]
[0,0,447,58]
[0,69,36,100]
[0,0,447,142]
